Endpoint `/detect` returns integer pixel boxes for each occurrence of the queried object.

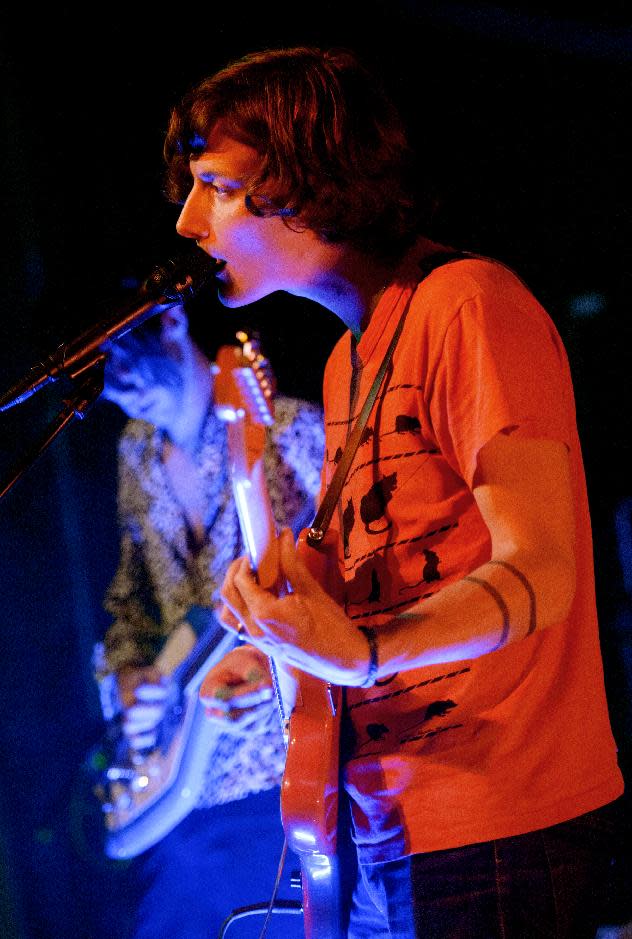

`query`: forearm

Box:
[221,465,577,689]
[373,548,576,679]
[369,434,580,680]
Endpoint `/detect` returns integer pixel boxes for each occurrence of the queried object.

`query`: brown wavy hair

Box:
[163,46,421,259]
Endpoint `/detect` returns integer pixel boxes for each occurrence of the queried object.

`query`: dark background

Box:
[1,3,631,936]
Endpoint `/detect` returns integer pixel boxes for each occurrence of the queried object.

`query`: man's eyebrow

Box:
[192,156,243,178]
[194,165,245,187]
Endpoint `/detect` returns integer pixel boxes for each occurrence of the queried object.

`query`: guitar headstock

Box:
[213,331,275,426]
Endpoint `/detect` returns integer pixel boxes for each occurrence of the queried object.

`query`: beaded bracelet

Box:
[358,626,379,688]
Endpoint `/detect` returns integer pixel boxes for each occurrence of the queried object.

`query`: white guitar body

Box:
[93,617,235,860]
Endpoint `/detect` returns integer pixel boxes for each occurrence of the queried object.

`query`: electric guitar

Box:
[90,612,236,860]
[213,336,346,938]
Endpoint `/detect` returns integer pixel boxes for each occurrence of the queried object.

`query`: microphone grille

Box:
[142,251,217,302]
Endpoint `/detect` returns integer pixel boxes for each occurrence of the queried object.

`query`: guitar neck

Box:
[171,619,237,694]
[226,420,282,592]
[214,338,294,718]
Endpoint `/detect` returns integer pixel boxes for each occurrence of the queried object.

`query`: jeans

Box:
[348,799,623,938]
[120,786,304,939]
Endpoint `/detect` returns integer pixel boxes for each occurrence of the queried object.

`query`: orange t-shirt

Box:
[321,248,624,864]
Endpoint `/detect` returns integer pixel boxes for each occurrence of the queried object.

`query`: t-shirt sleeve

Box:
[427,267,574,489]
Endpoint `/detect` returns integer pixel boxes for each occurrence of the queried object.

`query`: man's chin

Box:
[215,280,243,308]
[217,282,268,309]
[217,291,247,309]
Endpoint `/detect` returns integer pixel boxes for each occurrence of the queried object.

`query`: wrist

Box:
[356,626,379,688]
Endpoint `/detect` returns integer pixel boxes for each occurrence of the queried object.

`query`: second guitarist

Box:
[95,303,324,939]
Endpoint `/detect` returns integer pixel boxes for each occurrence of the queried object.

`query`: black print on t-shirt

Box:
[359,426,374,446]
[399,700,458,741]
[360,472,397,534]
[354,699,460,755]
[424,700,457,721]
[411,549,442,585]
[422,549,441,581]
[342,498,355,559]
[366,568,381,602]
[399,548,442,595]
[383,414,422,436]
[347,557,387,607]
[374,672,399,687]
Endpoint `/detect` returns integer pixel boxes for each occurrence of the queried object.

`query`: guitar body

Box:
[91,619,235,859]
[282,675,344,936]
[281,529,348,938]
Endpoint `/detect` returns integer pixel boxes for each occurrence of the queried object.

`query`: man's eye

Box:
[200,179,232,196]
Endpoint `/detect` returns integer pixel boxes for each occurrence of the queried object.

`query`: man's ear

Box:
[159,303,189,341]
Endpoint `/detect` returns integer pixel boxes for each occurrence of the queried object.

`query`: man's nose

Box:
[176,190,213,243]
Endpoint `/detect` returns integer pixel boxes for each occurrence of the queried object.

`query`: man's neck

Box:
[168,350,213,456]
[288,247,400,340]
[332,237,451,338]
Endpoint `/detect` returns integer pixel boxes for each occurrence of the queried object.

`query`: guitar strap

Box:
[306,250,467,548]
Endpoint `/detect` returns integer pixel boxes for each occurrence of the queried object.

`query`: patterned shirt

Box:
[100,394,325,806]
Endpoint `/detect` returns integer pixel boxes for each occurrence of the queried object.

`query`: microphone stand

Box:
[0,360,105,502]
[0,248,217,502]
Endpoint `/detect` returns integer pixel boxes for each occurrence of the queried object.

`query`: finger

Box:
[218,604,250,638]
[199,661,263,699]
[199,645,273,708]
[124,703,165,731]
[127,701,166,719]
[226,702,275,730]
[200,675,273,711]
[220,556,250,611]
[278,526,317,592]
[228,560,275,642]
[220,687,274,710]
[203,702,273,734]
[220,589,252,635]
[232,558,274,620]
[127,731,157,750]
[203,706,232,725]
[134,682,170,702]
[124,715,159,738]
[124,723,160,741]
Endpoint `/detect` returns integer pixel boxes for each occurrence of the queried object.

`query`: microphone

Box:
[0,251,218,412]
